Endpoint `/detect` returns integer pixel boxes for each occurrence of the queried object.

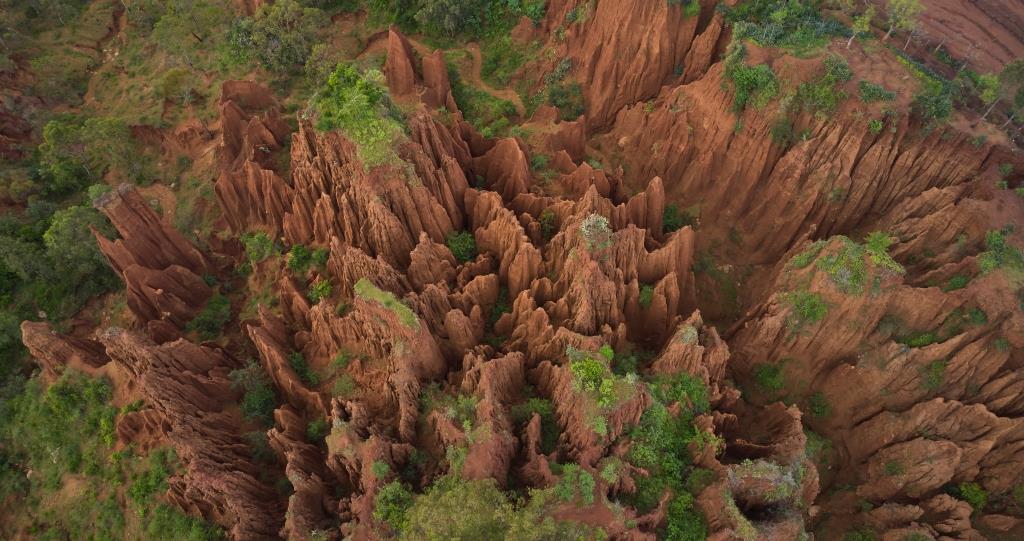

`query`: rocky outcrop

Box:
[20,321,108,378]
[93,185,212,329]
[99,328,283,539]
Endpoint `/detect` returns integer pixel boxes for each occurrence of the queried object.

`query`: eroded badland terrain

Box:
[2,0,1024,540]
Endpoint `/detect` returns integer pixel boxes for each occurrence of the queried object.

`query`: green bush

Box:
[957,482,987,512]
[287,244,328,274]
[307,278,333,303]
[859,81,896,102]
[306,418,329,442]
[186,294,232,340]
[448,65,518,136]
[793,56,852,114]
[480,36,537,87]
[354,278,419,328]
[868,119,884,134]
[288,351,320,386]
[314,64,405,167]
[663,204,694,233]
[638,284,655,308]
[555,464,595,505]
[753,363,785,393]
[241,232,278,265]
[723,43,780,113]
[446,231,477,263]
[724,0,846,53]
[664,492,707,541]
[807,391,830,417]
[229,362,277,424]
[785,290,828,330]
[374,481,414,532]
[978,229,1024,273]
[921,360,947,391]
[226,0,322,73]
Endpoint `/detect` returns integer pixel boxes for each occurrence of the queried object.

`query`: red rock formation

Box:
[20,321,108,378]
[93,185,212,329]
[99,328,283,539]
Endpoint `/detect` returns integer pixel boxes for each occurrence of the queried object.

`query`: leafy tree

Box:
[313,63,404,166]
[413,0,484,38]
[883,0,923,42]
[37,115,139,195]
[43,206,117,288]
[230,0,322,73]
[229,362,277,424]
[445,231,477,263]
[848,6,875,49]
[152,0,232,66]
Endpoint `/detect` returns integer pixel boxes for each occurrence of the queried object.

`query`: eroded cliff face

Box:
[18,1,1024,539]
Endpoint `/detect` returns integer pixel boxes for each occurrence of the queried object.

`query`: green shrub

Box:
[724,0,846,53]
[664,492,707,540]
[241,232,277,264]
[229,362,277,424]
[288,351,320,386]
[753,363,785,393]
[638,284,655,308]
[921,360,946,392]
[901,331,937,348]
[957,482,987,512]
[371,460,391,479]
[446,231,477,263]
[789,240,826,269]
[648,373,710,415]
[663,204,695,233]
[807,391,831,417]
[539,209,558,240]
[227,0,322,73]
[333,374,356,397]
[793,56,852,114]
[307,278,332,303]
[868,119,884,134]
[448,64,518,136]
[186,294,232,340]
[354,278,419,328]
[306,419,329,442]
[314,64,404,167]
[128,448,176,511]
[858,81,896,102]
[509,397,558,453]
[569,356,616,407]
[374,481,414,531]
[546,82,585,120]
[579,213,613,252]
[978,229,1024,273]
[785,290,828,330]
[288,244,328,274]
[480,35,536,87]
[555,464,595,505]
[723,43,779,113]
[627,401,701,512]
[884,460,904,476]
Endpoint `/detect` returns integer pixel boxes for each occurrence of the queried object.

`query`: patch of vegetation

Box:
[395,474,599,540]
[724,0,847,54]
[539,209,558,240]
[978,229,1024,274]
[448,64,518,137]
[446,231,478,263]
[638,284,655,308]
[955,481,988,512]
[480,36,538,87]
[723,42,780,113]
[579,213,613,252]
[555,463,596,505]
[753,363,785,394]
[921,360,947,392]
[226,0,322,73]
[288,351,321,387]
[374,480,414,532]
[807,391,831,417]
[306,418,329,442]
[287,244,329,274]
[663,203,695,233]
[354,278,419,328]
[784,290,828,331]
[894,51,953,123]
[859,80,897,102]
[793,56,852,114]
[815,234,902,295]
[229,362,277,425]
[241,232,278,265]
[307,278,333,303]
[313,63,405,167]
[789,240,826,269]
[186,294,232,340]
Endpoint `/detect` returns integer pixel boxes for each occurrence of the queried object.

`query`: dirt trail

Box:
[357,32,525,115]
